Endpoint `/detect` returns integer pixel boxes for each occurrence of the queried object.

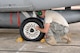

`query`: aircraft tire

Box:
[20,18,45,41]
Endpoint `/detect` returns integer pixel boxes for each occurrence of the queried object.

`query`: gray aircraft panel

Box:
[56,10,80,24]
[0,10,80,28]
[0,0,33,12]
[0,0,80,12]
[31,0,80,10]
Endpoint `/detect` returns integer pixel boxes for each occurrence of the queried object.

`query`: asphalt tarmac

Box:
[0,22,80,53]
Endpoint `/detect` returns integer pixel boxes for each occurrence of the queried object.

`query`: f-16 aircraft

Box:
[0,0,80,41]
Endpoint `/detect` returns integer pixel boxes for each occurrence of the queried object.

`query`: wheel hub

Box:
[30,28,34,32]
[23,22,40,39]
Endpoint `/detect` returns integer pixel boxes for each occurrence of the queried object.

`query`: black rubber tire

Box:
[20,17,45,41]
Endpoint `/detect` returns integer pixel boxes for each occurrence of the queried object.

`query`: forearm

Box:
[38,27,47,33]
[36,23,50,33]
